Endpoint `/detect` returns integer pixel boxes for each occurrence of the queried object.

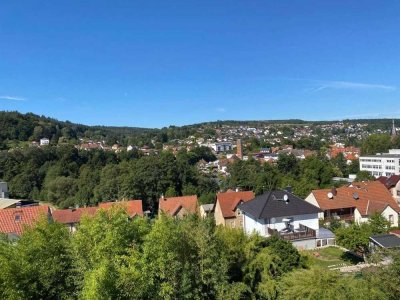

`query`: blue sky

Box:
[0,1,399,128]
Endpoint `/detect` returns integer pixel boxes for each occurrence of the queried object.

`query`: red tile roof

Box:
[159,195,197,216]
[52,207,98,224]
[310,181,400,216]
[99,200,143,217]
[217,191,255,218]
[0,205,50,235]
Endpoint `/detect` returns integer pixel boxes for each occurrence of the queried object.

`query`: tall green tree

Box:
[0,219,74,299]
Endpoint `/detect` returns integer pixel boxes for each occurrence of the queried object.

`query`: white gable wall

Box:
[354,208,369,224]
[304,193,324,219]
[381,206,399,227]
[354,207,398,227]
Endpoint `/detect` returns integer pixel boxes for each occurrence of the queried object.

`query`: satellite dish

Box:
[271,217,276,224]
[283,194,289,201]
[327,192,333,199]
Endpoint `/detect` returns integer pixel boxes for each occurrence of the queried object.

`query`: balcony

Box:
[325,214,354,222]
[267,224,316,241]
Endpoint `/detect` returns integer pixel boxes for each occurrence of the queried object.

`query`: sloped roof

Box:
[99,200,143,217]
[217,191,255,218]
[0,205,50,235]
[377,175,400,189]
[0,198,21,209]
[159,195,197,216]
[52,207,98,224]
[311,181,400,216]
[239,190,321,219]
[370,234,400,248]
[200,203,214,212]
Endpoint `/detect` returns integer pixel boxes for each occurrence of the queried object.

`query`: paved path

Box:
[331,259,391,273]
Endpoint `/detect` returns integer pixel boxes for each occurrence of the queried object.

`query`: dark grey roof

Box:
[316,228,335,239]
[370,234,400,248]
[238,190,322,219]
[200,204,214,212]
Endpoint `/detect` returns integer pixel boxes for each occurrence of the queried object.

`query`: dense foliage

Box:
[0,210,397,299]
[0,145,218,209]
[225,153,358,198]
[335,214,391,255]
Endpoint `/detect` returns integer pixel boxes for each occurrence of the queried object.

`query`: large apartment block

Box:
[359,149,400,177]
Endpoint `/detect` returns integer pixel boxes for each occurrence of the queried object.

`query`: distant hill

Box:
[0,111,397,149]
[0,111,159,149]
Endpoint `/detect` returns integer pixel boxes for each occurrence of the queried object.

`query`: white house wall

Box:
[243,212,319,238]
[243,213,266,235]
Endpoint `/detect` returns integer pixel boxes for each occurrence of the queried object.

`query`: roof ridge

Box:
[258,191,273,219]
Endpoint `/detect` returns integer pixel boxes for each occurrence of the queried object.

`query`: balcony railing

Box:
[325,214,354,221]
[267,223,316,241]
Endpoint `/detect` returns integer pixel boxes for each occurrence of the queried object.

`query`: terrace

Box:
[267,223,316,241]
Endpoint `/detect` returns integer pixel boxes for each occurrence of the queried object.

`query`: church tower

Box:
[391,119,397,142]
[237,139,243,159]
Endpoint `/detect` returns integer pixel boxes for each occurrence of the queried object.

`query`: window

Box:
[14,215,21,222]
[240,221,243,227]
[230,221,235,228]
[397,190,400,196]
[389,214,394,224]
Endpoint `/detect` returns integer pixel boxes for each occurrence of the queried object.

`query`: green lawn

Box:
[304,247,363,269]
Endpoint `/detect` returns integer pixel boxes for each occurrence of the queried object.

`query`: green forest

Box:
[1,209,399,300]
[0,111,196,149]
[0,141,362,209]
[0,145,218,209]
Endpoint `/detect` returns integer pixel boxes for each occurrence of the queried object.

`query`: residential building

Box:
[211,142,233,153]
[40,138,50,146]
[214,190,255,228]
[239,190,330,249]
[79,142,105,151]
[52,207,98,232]
[158,195,198,217]
[0,205,51,236]
[0,181,9,198]
[377,175,400,205]
[0,199,22,209]
[53,200,144,232]
[199,203,214,218]
[329,144,360,163]
[359,149,400,177]
[99,200,144,217]
[305,181,400,227]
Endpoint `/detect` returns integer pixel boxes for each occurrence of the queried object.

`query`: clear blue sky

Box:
[1,1,399,128]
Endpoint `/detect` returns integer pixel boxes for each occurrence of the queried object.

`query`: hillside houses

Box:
[305,181,400,227]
